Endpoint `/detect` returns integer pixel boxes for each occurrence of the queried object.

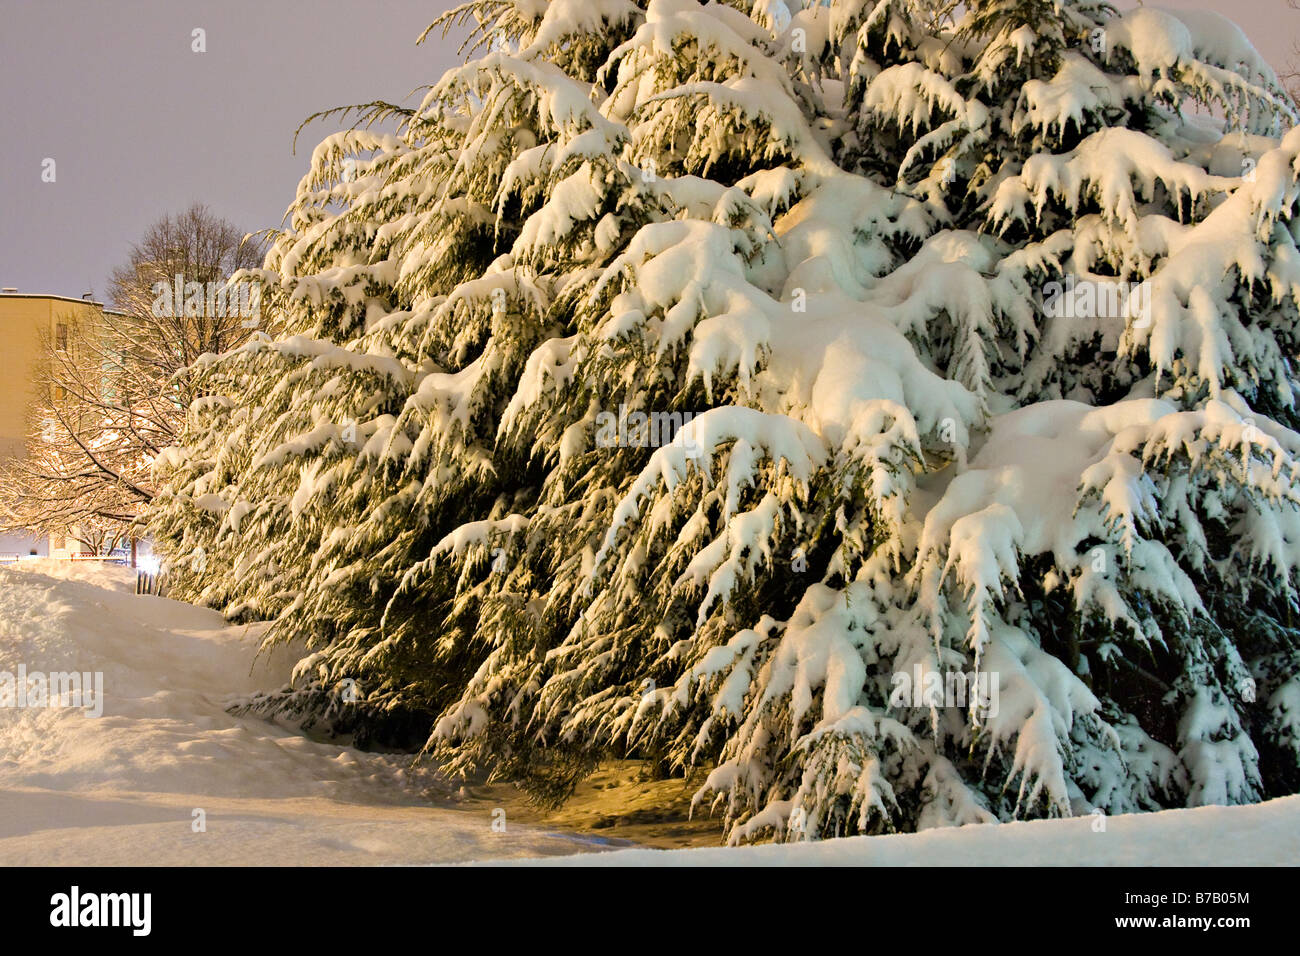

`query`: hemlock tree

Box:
[152,0,1300,840]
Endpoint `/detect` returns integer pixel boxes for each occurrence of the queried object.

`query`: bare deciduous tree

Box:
[1285,0,1300,106]
[109,203,268,374]
[0,204,266,554]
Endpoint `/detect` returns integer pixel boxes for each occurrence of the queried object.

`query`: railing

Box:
[136,570,166,596]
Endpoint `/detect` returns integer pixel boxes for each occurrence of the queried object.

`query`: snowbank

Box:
[498,795,1300,866]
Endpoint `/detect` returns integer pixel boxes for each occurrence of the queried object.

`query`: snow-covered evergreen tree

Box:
[151,0,1300,839]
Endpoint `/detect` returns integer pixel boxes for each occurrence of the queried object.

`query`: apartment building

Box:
[0,290,110,558]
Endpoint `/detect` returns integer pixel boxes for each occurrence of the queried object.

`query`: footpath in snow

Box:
[0,560,608,865]
[1,560,1294,866]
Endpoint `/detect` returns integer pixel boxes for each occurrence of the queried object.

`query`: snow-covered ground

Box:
[1,560,1294,866]
[0,560,610,865]
[508,796,1300,866]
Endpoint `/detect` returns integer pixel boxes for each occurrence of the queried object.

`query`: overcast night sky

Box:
[0,0,463,299]
[0,0,1294,301]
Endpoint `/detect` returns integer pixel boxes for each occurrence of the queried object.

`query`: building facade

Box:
[0,291,110,558]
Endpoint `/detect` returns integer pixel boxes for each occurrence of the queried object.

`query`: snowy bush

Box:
[151,0,1300,840]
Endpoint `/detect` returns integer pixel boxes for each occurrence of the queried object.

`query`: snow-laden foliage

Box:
[152,0,1300,839]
